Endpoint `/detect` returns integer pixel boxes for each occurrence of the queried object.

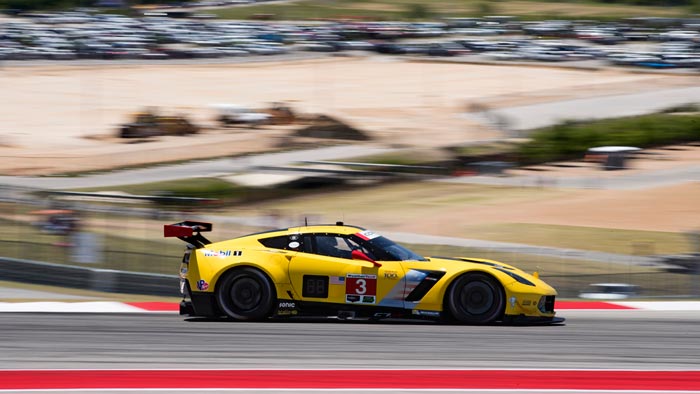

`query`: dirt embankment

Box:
[1,57,696,175]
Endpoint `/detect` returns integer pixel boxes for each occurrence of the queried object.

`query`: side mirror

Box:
[351,250,381,267]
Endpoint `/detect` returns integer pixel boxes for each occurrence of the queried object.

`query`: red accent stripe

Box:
[1,370,698,390]
[355,232,369,241]
[125,302,180,311]
[557,301,636,310]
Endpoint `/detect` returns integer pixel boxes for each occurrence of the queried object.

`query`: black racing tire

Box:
[216,267,275,321]
[446,273,505,325]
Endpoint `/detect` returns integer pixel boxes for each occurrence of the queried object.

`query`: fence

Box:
[0,194,698,299]
[0,257,178,296]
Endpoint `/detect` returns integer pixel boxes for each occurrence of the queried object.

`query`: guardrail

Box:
[0,257,179,297]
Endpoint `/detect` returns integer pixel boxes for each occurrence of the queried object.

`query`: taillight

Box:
[179,245,192,290]
[182,245,192,264]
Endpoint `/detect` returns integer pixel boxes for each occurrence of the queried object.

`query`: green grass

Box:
[1,0,690,20]
[74,177,245,201]
[346,150,449,166]
[306,113,700,176]
[518,114,700,165]
[213,1,405,20]
[459,223,694,256]
[209,0,690,21]
[70,176,378,209]
[452,141,519,158]
[340,149,455,174]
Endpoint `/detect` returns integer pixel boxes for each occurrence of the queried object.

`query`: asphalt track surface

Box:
[1,311,699,392]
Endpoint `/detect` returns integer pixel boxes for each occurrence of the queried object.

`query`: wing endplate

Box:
[164,221,213,248]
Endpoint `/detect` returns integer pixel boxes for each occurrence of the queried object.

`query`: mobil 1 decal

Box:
[345,273,377,304]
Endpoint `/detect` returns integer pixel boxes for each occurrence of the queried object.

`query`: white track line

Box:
[0,302,146,313]
[613,301,700,311]
[1,389,700,393]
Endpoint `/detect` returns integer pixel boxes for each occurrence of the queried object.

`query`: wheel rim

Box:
[229,276,263,312]
[459,281,496,316]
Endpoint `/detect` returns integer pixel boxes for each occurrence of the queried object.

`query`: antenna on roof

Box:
[304,217,308,226]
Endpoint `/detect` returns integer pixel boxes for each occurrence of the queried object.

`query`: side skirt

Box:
[273,300,435,321]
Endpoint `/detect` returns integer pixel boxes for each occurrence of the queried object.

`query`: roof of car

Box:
[249,223,367,238]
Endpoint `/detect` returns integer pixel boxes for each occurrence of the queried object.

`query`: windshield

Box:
[359,235,427,262]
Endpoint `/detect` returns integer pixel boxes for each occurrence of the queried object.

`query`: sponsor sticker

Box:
[347,273,377,279]
[345,294,361,303]
[202,250,242,258]
[345,274,377,303]
[355,230,380,241]
[197,279,209,291]
[384,271,399,279]
[412,309,440,317]
[276,301,298,316]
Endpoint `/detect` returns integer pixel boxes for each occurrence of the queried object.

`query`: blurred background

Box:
[1,0,700,302]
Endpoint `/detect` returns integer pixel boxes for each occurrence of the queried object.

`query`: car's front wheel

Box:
[216,267,275,321]
[446,273,504,324]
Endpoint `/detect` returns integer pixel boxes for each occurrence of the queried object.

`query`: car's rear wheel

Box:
[216,267,275,321]
[447,273,504,324]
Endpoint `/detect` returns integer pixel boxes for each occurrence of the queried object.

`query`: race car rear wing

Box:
[164,221,213,249]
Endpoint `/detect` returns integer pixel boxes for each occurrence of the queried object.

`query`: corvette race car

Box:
[165,221,563,325]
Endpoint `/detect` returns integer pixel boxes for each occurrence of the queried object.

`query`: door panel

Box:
[288,253,406,307]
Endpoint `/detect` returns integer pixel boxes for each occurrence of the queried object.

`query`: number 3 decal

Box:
[346,274,376,296]
[355,279,367,295]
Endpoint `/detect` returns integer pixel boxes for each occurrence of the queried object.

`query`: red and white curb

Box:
[556,301,700,311]
[1,301,700,313]
[0,369,699,391]
[0,301,178,313]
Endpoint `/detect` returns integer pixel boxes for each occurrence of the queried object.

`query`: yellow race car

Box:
[165,221,563,325]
